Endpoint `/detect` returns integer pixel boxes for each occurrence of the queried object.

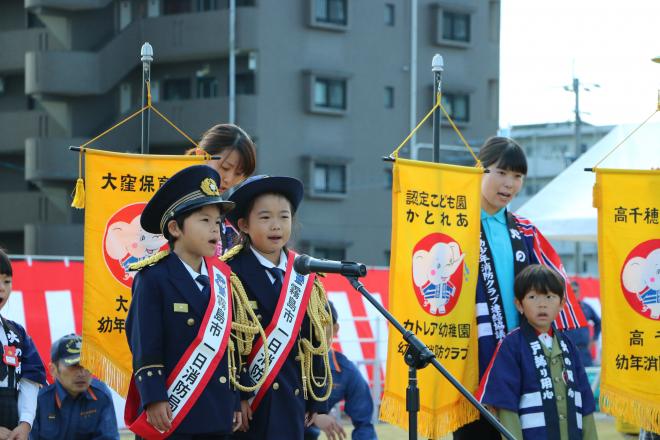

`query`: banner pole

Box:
[140,42,153,154]
[346,276,516,440]
[432,54,444,163]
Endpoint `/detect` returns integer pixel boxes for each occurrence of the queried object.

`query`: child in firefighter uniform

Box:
[124,165,264,439]
[221,175,332,440]
[477,265,598,440]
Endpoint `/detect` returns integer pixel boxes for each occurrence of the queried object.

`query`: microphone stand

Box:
[345,276,515,440]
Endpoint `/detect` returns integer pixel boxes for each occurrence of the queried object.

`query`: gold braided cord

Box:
[226,268,270,392]
[298,278,333,402]
[218,245,270,392]
[222,244,333,401]
[388,92,481,167]
[390,101,439,158]
[128,250,170,271]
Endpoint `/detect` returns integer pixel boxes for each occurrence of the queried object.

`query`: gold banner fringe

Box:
[81,340,131,397]
[379,392,479,438]
[600,386,660,433]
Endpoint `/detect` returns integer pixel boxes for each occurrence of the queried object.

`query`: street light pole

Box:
[432,54,444,163]
[140,42,153,154]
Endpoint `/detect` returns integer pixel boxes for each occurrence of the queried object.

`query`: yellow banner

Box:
[380,158,482,437]
[596,169,660,432]
[80,149,204,396]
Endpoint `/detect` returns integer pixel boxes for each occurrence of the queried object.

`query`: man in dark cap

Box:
[30,334,119,439]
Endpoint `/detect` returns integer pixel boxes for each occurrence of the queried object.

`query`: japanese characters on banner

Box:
[380,158,482,437]
[595,169,660,432]
[80,149,203,396]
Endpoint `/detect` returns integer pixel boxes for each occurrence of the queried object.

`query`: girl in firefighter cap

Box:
[221,175,333,440]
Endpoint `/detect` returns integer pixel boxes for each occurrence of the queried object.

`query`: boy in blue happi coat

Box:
[477,265,598,440]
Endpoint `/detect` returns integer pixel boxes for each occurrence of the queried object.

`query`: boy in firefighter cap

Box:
[124,165,263,439]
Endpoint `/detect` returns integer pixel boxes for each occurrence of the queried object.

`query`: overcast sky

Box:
[499,0,660,128]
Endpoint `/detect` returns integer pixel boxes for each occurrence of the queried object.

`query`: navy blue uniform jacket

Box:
[30,378,119,440]
[125,253,240,435]
[229,248,328,440]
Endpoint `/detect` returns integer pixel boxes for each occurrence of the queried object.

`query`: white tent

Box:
[517,121,660,242]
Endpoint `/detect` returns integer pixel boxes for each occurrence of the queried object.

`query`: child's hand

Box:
[240,400,252,431]
[7,422,30,440]
[232,411,243,432]
[146,401,172,433]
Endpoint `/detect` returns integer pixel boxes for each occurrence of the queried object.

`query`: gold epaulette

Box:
[128,250,169,271]
[219,244,244,262]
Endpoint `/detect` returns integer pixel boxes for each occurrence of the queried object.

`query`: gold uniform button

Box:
[187,318,195,326]
[147,371,153,377]
[257,314,262,321]
[556,395,563,401]
[272,382,279,390]
[552,359,558,365]
[294,389,300,396]
[138,376,142,382]
[219,376,227,384]
[559,414,566,420]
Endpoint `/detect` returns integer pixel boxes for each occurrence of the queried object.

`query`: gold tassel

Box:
[71,178,85,209]
[71,148,85,209]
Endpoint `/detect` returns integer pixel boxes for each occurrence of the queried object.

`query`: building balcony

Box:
[0,111,63,154]
[0,29,49,74]
[25,0,113,11]
[0,191,67,233]
[24,223,83,255]
[25,9,258,96]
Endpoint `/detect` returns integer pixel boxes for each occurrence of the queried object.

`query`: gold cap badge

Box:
[200,178,220,196]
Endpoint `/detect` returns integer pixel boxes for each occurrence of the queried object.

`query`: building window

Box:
[164,0,192,15]
[442,11,470,42]
[236,72,256,95]
[163,78,191,100]
[384,3,395,26]
[384,168,393,189]
[313,163,347,195]
[314,0,347,26]
[27,12,46,28]
[314,78,347,110]
[384,86,394,109]
[197,77,218,98]
[441,92,469,123]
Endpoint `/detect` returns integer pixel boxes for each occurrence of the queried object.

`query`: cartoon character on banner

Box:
[412,233,465,316]
[103,203,168,287]
[621,240,660,320]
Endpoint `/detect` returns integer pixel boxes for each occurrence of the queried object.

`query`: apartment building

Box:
[0,0,500,264]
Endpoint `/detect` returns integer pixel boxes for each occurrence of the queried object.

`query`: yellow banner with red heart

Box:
[595,168,660,432]
[78,149,204,395]
[381,158,482,437]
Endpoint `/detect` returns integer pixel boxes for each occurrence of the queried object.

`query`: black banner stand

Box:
[345,276,515,440]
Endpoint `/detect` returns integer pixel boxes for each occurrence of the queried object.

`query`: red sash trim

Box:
[125,257,233,439]
[247,250,316,411]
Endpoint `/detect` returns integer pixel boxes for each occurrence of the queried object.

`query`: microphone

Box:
[293,254,367,278]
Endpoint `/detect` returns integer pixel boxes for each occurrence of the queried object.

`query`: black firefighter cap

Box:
[225,175,304,227]
[51,333,82,366]
[140,165,235,235]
